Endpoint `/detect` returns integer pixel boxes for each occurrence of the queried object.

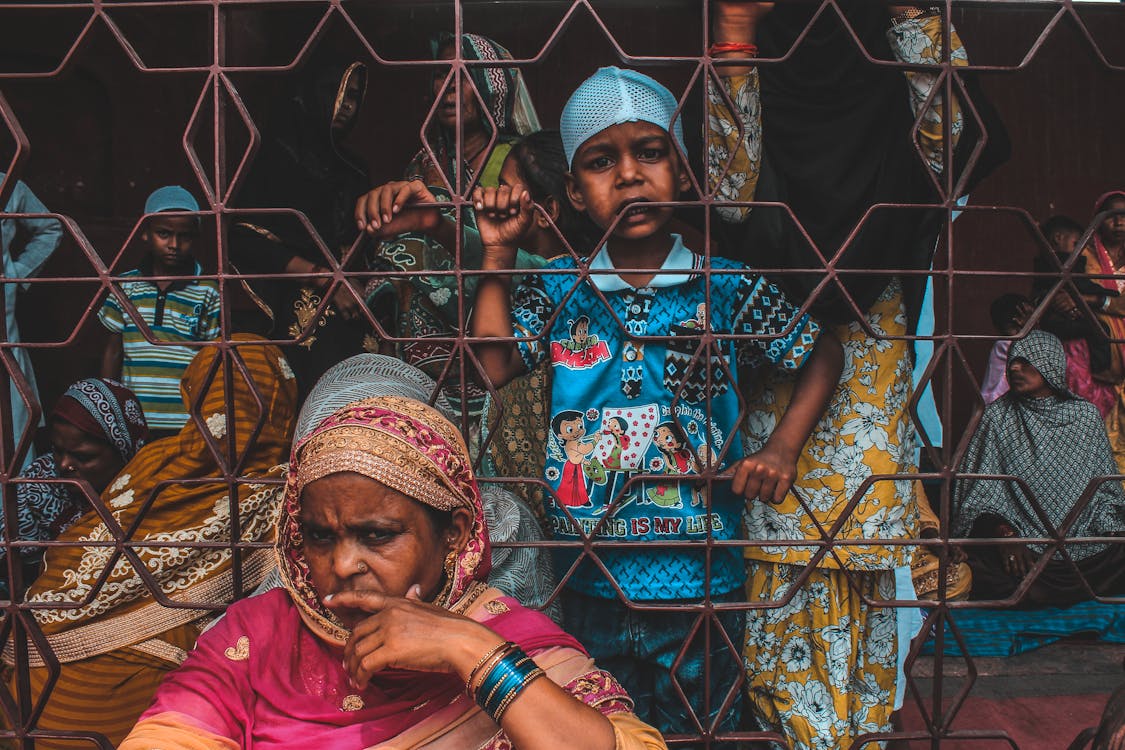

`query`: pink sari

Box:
[121,397,633,749]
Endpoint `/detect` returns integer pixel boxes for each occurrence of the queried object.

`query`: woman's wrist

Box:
[712,18,759,47]
[452,629,508,683]
[482,244,519,271]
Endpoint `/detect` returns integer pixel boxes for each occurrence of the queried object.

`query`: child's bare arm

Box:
[471,186,536,390]
[730,332,843,503]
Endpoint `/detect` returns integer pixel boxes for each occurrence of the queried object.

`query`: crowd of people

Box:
[0,2,1122,749]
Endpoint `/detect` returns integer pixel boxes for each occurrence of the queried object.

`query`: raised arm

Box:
[331,589,666,750]
[706,2,771,224]
[470,186,540,391]
[887,5,969,175]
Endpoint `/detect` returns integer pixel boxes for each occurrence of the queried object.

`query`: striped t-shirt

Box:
[98,260,221,430]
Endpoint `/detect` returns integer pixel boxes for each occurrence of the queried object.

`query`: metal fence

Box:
[1,0,1124,747]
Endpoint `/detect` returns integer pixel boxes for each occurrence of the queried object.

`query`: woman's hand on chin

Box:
[325,587,505,690]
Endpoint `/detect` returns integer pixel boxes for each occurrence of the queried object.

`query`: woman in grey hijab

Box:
[954,330,1125,606]
[263,354,560,621]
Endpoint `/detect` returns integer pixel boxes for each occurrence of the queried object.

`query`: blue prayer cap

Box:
[560,66,686,168]
[144,185,200,215]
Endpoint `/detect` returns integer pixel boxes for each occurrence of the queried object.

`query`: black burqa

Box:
[725,5,1008,329]
[231,61,371,397]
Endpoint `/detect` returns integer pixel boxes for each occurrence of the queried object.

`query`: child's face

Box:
[558,417,585,441]
[1050,230,1080,257]
[142,216,197,270]
[565,121,689,241]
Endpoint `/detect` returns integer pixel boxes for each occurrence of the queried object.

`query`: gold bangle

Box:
[467,642,516,698]
[471,646,522,700]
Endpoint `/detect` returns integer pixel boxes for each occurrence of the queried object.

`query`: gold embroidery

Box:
[484,600,510,614]
[289,287,335,350]
[342,694,365,712]
[224,636,250,661]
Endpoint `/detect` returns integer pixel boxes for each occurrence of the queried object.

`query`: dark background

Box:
[1,0,1123,457]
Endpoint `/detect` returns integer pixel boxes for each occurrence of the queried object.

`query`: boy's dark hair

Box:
[1039,215,1083,242]
[510,130,597,253]
[990,293,1031,332]
[551,409,585,437]
[569,315,590,337]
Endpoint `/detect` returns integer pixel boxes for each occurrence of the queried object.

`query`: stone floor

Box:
[892,639,1125,749]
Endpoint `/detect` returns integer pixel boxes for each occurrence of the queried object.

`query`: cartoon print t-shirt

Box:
[511,236,820,600]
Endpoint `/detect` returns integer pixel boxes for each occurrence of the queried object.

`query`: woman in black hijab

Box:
[231,61,372,398]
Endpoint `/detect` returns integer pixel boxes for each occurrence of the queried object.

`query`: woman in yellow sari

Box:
[4,336,297,746]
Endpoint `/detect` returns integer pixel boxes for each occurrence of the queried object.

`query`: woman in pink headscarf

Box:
[1082,191,1125,471]
[119,396,665,749]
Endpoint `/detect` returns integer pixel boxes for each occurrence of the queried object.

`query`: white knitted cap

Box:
[560,66,686,168]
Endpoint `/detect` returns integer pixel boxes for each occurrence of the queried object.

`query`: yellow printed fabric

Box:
[888,14,968,175]
[742,281,920,571]
[706,71,762,224]
[744,561,899,748]
[741,282,917,748]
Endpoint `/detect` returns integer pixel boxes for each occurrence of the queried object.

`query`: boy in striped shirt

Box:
[99,186,220,437]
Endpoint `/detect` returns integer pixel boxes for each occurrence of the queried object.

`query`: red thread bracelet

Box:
[708,42,758,57]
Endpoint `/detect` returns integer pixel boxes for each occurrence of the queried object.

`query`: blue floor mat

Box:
[921,600,1125,657]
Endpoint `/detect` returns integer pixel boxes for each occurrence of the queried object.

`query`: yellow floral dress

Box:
[707,12,966,748]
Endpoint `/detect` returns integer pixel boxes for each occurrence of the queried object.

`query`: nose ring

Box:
[356,561,369,574]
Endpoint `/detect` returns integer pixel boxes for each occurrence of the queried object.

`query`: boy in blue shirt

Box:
[471,65,842,737]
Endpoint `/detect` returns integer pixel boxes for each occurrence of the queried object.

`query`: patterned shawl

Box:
[278,395,492,644]
[954,330,1125,560]
[408,33,540,187]
[269,354,558,620]
[9,379,148,561]
[14,336,297,664]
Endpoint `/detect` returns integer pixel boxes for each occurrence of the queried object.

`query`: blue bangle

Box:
[491,666,546,722]
[475,648,541,720]
[479,654,533,710]
[484,670,526,716]
[477,652,522,705]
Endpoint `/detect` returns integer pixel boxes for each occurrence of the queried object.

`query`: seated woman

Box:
[120,396,665,749]
[954,330,1125,607]
[7,337,297,746]
[2,378,148,597]
[245,352,559,621]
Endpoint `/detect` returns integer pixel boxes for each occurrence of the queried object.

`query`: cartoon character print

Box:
[591,405,659,502]
[663,302,731,403]
[551,315,612,370]
[645,421,706,509]
[680,302,708,330]
[548,410,603,507]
